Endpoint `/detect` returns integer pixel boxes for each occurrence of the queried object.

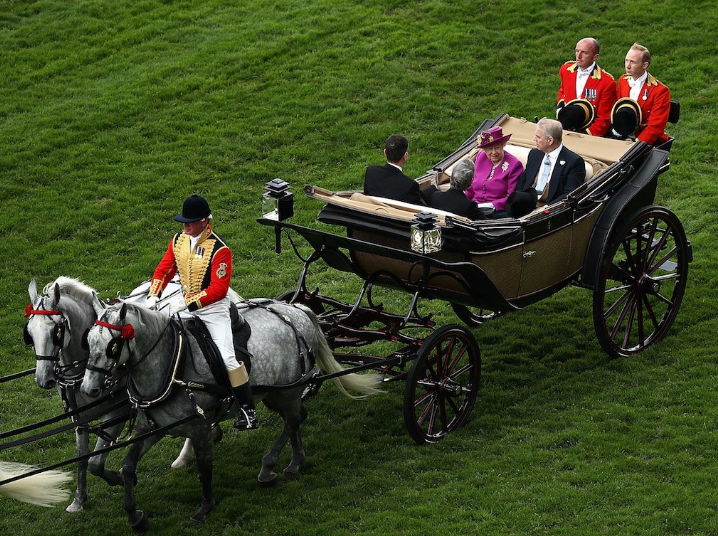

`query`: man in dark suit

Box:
[364,134,426,205]
[428,160,486,220]
[506,118,585,218]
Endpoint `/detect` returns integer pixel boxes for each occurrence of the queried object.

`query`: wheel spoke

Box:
[640,291,661,332]
[604,286,633,321]
[621,294,638,349]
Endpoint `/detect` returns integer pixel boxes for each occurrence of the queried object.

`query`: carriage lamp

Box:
[410,212,442,254]
[262,178,294,221]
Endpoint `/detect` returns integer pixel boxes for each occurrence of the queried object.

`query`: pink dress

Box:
[464,151,523,212]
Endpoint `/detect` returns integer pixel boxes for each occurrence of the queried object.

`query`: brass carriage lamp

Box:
[262,178,294,221]
[410,212,442,254]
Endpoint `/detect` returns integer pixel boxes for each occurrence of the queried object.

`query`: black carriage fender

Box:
[580,147,669,289]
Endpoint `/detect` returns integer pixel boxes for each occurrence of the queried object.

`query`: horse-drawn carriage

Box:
[5,113,690,529]
[259,113,692,444]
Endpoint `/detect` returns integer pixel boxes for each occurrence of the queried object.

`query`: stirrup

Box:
[234,407,259,431]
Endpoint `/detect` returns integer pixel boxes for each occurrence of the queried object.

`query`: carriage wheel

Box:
[593,206,690,358]
[403,325,481,444]
[450,304,504,327]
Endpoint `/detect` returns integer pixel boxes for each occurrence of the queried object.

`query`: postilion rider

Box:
[145,195,258,431]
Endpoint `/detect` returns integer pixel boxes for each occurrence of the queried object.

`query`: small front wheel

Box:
[403,325,481,444]
[593,206,690,358]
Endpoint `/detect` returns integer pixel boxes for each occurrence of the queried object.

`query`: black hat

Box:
[174,195,211,223]
[611,97,643,137]
[558,98,596,132]
[506,189,538,218]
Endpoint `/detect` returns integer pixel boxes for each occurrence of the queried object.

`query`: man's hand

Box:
[168,300,188,316]
[146,295,159,309]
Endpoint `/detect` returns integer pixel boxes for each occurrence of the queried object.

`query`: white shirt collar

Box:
[387,162,403,171]
[546,144,563,162]
[578,62,595,76]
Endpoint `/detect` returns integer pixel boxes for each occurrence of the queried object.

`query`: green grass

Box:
[1,0,717,534]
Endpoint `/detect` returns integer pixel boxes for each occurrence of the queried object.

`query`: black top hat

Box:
[174,195,211,223]
[506,189,538,218]
[611,97,643,137]
[558,98,596,132]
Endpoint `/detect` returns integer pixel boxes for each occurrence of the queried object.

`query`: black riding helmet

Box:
[174,195,211,223]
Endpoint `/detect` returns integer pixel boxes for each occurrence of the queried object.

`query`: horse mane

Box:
[43,276,97,302]
[121,301,168,334]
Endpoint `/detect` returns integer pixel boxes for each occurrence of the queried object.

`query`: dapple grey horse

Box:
[81,298,381,530]
[23,276,217,511]
[25,277,129,512]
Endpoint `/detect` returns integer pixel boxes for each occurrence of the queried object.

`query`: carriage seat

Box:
[441,143,599,187]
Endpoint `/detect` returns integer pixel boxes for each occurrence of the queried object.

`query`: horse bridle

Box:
[85,319,136,380]
[23,300,70,367]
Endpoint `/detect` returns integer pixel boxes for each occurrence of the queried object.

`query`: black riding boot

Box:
[232,382,259,430]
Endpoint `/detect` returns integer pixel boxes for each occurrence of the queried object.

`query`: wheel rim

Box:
[404,326,480,444]
[595,208,689,357]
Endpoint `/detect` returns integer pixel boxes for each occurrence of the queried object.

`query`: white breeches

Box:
[179,297,240,371]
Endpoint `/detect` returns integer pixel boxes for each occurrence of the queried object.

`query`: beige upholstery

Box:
[444,143,600,183]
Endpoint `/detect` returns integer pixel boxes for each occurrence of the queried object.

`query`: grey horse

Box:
[81,298,381,530]
[25,277,128,512]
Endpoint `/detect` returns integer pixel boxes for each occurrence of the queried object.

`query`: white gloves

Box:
[146,295,159,309]
[168,300,188,316]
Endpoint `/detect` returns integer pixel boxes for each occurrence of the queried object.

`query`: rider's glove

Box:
[145,295,159,309]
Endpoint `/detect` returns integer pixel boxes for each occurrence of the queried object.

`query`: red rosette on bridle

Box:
[121,324,135,340]
[24,304,33,317]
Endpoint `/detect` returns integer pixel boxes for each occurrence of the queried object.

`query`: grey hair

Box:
[537,117,563,144]
[450,160,475,191]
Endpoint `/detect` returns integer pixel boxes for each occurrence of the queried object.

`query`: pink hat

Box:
[478,126,512,148]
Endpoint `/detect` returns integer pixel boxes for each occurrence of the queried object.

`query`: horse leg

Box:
[283,404,308,478]
[122,433,162,532]
[66,426,90,513]
[88,422,126,487]
[171,438,194,470]
[189,431,215,524]
[172,424,221,469]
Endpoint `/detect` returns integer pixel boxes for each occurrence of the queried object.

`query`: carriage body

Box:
[260,114,691,443]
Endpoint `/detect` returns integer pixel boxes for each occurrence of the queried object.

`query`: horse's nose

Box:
[37,378,56,390]
[85,386,101,398]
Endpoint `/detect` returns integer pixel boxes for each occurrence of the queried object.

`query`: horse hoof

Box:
[282,468,300,480]
[190,501,216,524]
[257,474,277,488]
[170,458,190,470]
[65,500,84,513]
[130,510,149,533]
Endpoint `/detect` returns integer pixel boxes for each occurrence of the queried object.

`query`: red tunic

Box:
[557,61,617,137]
[148,225,232,311]
[616,73,670,145]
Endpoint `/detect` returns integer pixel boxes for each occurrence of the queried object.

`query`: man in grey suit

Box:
[364,134,427,205]
[506,118,586,218]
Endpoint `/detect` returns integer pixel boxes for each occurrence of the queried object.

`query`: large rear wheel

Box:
[403,325,481,444]
[593,207,690,358]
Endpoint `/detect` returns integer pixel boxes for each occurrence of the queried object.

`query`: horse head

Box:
[25,279,73,389]
[81,301,137,398]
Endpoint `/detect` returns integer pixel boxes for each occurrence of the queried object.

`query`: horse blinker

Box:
[23,324,33,346]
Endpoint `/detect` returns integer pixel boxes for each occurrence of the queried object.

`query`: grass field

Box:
[1,0,716,534]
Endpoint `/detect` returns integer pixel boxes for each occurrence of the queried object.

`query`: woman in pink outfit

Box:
[464,126,523,217]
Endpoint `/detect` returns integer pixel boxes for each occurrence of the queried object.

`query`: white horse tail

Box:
[299,307,383,399]
[0,462,71,507]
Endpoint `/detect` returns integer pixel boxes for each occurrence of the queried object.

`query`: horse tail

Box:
[0,462,71,507]
[301,307,383,399]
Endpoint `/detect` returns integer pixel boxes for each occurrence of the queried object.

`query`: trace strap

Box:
[0,398,130,452]
[0,399,223,488]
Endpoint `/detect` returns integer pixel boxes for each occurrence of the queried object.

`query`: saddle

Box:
[183,302,252,389]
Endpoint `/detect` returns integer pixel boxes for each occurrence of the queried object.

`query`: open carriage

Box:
[259,113,692,444]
